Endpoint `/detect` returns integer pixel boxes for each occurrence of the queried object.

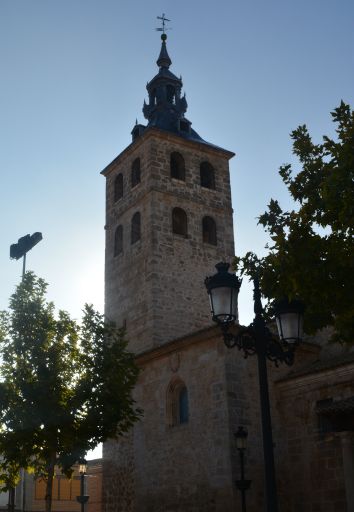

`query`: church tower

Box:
[102,30,247,512]
[102,32,235,354]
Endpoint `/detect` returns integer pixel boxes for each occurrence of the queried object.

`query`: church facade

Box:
[101,33,354,512]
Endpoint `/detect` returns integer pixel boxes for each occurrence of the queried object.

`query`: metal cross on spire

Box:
[156,13,171,35]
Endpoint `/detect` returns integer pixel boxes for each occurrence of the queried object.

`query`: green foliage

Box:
[0,272,141,491]
[236,101,354,343]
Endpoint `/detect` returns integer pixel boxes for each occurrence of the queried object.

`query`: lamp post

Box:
[7,488,15,512]
[10,232,43,280]
[205,262,304,512]
[235,426,251,512]
[76,459,89,512]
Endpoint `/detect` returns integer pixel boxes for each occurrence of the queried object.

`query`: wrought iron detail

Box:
[221,321,296,366]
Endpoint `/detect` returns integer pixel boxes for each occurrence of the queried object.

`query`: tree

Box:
[236,101,354,343]
[0,272,141,512]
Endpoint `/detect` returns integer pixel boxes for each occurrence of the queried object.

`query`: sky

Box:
[1,0,354,458]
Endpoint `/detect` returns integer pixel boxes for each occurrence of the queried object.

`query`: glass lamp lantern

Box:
[274,298,305,344]
[235,426,248,451]
[205,262,242,324]
[78,459,87,474]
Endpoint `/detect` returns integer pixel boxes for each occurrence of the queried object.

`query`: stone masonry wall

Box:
[103,127,237,511]
[104,135,156,351]
[130,329,235,512]
[103,128,235,354]
[147,133,234,347]
[102,326,315,512]
[103,434,135,512]
[275,362,354,511]
[103,328,244,512]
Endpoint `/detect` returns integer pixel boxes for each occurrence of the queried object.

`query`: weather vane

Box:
[156,13,171,35]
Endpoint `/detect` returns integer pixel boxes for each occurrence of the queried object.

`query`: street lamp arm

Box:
[221,324,257,355]
[264,335,295,366]
[221,322,295,366]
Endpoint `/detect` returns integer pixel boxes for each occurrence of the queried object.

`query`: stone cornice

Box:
[101,127,235,178]
[276,360,354,391]
[135,324,231,366]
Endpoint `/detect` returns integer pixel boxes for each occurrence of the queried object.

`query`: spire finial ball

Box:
[161,33,167,42]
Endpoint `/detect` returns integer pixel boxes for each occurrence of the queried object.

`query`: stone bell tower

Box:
[102,31,244,512]
[102,32,235,354]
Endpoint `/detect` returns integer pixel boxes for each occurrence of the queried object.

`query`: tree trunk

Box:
[45,453,56,512]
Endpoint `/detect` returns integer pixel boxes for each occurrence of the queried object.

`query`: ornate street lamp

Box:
[76,459,89,512]
[234,426,251,512]
[205,262,304,512]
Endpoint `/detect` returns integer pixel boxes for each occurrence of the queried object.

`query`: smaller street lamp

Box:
[79,460,87,475]
[234,426,251,512]
[76,459,89,512]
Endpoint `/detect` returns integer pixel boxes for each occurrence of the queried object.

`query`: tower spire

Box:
[133,16,203,142]
[156,34,172,69]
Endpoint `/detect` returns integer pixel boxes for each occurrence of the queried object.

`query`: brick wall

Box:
[24,462,102,512]
[87,460,102,512]
[276,361,354,511]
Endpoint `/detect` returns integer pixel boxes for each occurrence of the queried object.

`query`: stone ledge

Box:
[276,349,354,385]
[135,324,242,366]
[101,127,235,177]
